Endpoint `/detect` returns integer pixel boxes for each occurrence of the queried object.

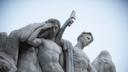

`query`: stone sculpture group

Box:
[0,11,116,72]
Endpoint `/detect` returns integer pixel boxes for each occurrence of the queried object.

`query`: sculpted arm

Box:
[55,10,76,44]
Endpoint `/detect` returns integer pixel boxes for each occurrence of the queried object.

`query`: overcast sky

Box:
[0,0,128,72]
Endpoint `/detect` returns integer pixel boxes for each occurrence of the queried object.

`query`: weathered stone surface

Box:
[73,32,96,72]
[92,50,116,72]
[38,39,64,72]
[0,11,116,72]
[0,32,18,72]
[17,42,41,72]
[62,39,74,72]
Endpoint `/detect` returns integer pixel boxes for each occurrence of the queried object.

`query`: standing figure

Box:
[37,18,64,72]
[92,50,116,72]
[38,16,75,72]
[73,32,96,72]
[38,11,76,72]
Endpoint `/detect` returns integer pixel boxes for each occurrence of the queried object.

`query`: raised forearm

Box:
[55,18,73,44]
[55,10,76,44]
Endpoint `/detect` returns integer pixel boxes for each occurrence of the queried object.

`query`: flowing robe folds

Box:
[0,32,18,72]
[9,22,57,72]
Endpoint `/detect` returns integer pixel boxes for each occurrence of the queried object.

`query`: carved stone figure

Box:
[9,21,52,72]
[14,18,66,72]
[73,32,96,72]
[0,11,116,72]
[9,18,64,72]
[92,50,116,72]
[37,11,76,72]
[37,19,64,72]
[37,13,75,72]
[8,10,75,72]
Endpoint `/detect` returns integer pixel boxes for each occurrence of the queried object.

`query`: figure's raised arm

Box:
[55,10,76,44]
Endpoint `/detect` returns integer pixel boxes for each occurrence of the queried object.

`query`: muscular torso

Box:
[38,39,62,64]
[38,39,64,72]
[73,47,90,72]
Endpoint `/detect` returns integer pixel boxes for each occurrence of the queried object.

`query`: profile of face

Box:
[77,32,93,47]
[38,19,60,40]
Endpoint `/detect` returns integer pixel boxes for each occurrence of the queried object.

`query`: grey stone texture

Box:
[92,50,116,72]
[73,32,96,72]
[0,32,18,72]
[0,11,116,72]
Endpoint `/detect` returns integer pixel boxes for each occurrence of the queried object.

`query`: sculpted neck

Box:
[75,42,84,49]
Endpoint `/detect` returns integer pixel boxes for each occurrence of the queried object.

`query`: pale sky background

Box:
[0,0,128,72]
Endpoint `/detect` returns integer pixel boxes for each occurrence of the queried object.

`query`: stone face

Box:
[92,50,116,72]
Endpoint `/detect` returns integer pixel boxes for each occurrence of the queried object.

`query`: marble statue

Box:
[0,11,116,72]
[73,32,97,72]
[37,11,75,72]
[92,50,116,72]
[37,19,65,72]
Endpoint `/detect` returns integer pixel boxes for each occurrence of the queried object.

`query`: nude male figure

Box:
[37,17,75,72]
[73,32,96,72]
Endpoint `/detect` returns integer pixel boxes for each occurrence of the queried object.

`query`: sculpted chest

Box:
[40,39,62,54]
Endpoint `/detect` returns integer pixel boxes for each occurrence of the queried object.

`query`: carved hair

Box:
[77,32,93,42]
[45,18,61,29]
